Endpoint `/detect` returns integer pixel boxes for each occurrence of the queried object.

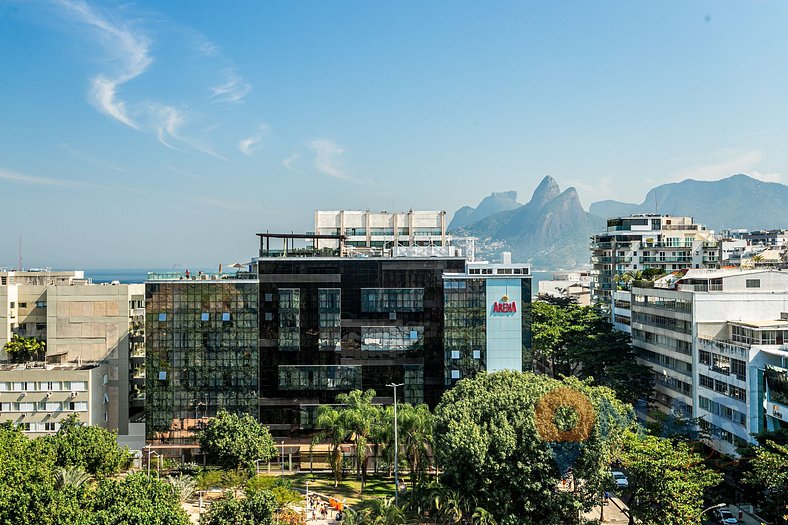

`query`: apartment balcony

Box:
[590,242,613,250]
[676,283,723,292]
[640,256,693,263]
[661,224,700,231]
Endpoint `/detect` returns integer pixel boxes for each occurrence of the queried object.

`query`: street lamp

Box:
[386,382,404,506]
[146,446,163,476]
[254,458,266,477]
[280,440,286,476]
[696,502,726,520]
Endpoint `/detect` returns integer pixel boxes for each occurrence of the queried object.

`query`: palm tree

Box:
[471,507,496,525]
[398,403,433,489]
[166,474,196,502]
[315,404,348,487]
[337,389,379,492]
[55,466,91,489]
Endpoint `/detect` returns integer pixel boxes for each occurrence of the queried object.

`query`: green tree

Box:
[337,389,379,492]
[621,430,721,525]
[743,440,788,523]
[3,335,46,362]
[397,403,433,488]
[92,473,191,525]
[531,301,653,404]
[166,474,196,503]
[434,371,633,525]
[48,415,131,477]
[315,404,349,487]
[199,489,277,525]
[198,409,276,471]
[55,466,92,489]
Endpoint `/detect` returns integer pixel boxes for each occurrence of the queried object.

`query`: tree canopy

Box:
[621,430,721,525]
[531,300,653,404]
[47,415,131,476]
[744,439,788,523]
[433,370,633,525]
[199,489,277,525]
[3,335,46,362]
[198,409,277,471]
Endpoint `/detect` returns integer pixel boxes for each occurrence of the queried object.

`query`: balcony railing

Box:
[676,283,723,292]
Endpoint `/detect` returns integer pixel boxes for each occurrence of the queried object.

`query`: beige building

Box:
[0,270,143,440]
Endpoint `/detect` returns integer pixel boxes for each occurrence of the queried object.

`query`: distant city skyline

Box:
[3,1,788,267]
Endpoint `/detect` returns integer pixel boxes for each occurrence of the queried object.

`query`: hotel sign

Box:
[493,295,517,313]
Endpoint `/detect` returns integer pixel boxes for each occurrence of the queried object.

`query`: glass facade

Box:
[361,288,424,312]
[145,281,259,440]
[318,289,341,351]
[444,279,486,384]
[361,326,424,352]
[278,288,300,351]
[278,365,361,390]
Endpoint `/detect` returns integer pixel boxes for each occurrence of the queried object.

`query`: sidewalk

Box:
[582,495,630,524]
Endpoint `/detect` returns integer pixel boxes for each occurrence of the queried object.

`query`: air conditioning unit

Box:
[47,392,52,398]
[70,392,78,398]
[781,312,788,321]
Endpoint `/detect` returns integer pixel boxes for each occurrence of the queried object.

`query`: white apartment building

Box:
[0,270,144,442]
[0,362,109,436]
[314,210,475,259]
[590,215,719,308]
[631,268,788,455]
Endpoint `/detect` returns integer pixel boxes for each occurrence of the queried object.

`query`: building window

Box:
[264,312,273,321]
[19,303,27,308]
[278,365,361,390]
[222,312,231,322]
[318,289,341,351]
[473,350,481,359]
[746,279,761,288]
[201,313,210,321]
[451,350,460,360]
[158,313,167,321]
[70,382,86,392]
[36,301,46,308]
[451,370,461,380]
[361,288,424,312]
[278,288,300,351]
[361,326,423,352]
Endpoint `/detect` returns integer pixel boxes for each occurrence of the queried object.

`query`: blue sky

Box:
[2,1,787,268]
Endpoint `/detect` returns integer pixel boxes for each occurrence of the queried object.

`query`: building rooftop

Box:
[0,362,101,372]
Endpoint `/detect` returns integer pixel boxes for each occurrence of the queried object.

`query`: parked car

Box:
[715,508,738,525]
[611,471,629,489]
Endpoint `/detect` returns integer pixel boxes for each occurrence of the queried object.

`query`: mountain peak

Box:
[448,190,521,230]
[527,175,561,210]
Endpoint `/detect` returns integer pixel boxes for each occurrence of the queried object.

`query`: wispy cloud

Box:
[52,1,250,160]
[307,139,350,180]
[57,143,129,173]
[668,149,783,183]
[211,71,251,104]
[238,124,270,156]
[57,0,152,129]
[192,195,243,212]
[0,168,81,187]
[282,153,300,172]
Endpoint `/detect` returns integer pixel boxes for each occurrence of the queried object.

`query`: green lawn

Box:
[284,472,399,506]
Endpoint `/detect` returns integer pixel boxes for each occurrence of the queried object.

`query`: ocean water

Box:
[84,269,212,284]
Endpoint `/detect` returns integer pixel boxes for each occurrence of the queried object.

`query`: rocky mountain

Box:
[451,176,604,269]
[589,174,788,230]
[448,191,521,230]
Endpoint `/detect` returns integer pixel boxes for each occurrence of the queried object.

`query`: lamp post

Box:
[696,502,726,521]
[254,458,265,477]
[280,440,286,476]
[386,382,404,506]
[146,446,162,476]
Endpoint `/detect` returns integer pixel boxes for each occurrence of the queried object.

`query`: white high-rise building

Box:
[630,268,788,454]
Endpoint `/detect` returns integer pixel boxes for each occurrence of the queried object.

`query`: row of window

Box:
[361,288,424,312]
[636,348,692,374]
[0,381,87,392]
[631,312,692,334]
[466,268,526,275]
[654,372,692,397]
[698,350,747,381]
[731,325,787,345]
[278,365,361,391]
[698,374,747,402]
[632,329,692,355]
[361,326,423,352]
[7,302,47,309]
[632,295,692,313]
[0,401,88,412]
[698,419,749,447]
[698,396,747,427]
[156,312,234,322]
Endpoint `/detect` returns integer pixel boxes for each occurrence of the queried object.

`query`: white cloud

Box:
[238,124,270,156]
[307,139,350,180]
[154,105,185,150]
[282,153,300,172]
[0,168,80,187]
[211,72,251,104]
[668,150,783,183]
[57,0,152,129]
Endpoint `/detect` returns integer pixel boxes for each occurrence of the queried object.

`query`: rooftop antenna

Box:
[18,235,22,271]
